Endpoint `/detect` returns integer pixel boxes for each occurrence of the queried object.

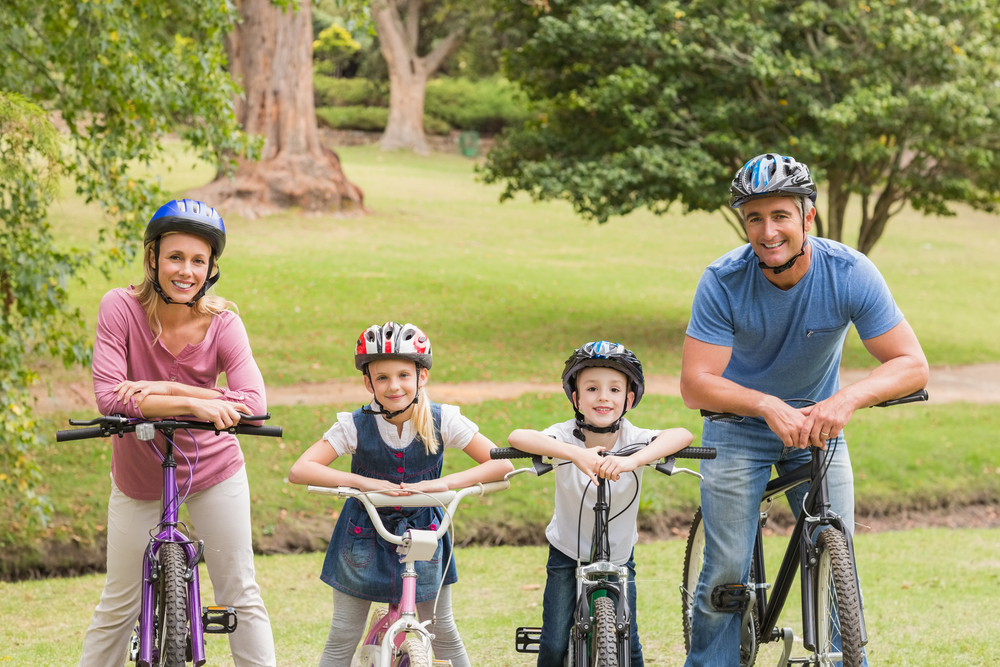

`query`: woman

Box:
[80,199,276,666]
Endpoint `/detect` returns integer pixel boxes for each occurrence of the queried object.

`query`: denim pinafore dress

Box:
[320,403,459,603]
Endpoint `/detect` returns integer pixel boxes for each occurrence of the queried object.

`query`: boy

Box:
[509,341,694,667]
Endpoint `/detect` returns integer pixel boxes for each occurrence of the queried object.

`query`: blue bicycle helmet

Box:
[144,199,226,306]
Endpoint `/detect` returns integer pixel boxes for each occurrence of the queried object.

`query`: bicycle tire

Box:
[396,636,431,667]
[154,542,189,667]
[590,597,619,667]
[680,507,758,667]
[815,529,863,667]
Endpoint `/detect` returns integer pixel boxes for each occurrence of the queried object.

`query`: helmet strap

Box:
[571,397,628,443]
[756,228,808,275]
[151,236,220,307]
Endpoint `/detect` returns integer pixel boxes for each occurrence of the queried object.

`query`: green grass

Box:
[2,528,996,665]
[46,143,1000,391]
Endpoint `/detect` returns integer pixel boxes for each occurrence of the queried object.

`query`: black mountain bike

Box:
[492,442,716,667]
[679,389,928,667]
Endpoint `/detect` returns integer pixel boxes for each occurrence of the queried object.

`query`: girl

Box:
[288,322,513,667]
[83,199,275,666]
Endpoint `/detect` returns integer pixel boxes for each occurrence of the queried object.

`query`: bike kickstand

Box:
[775,627,794,667]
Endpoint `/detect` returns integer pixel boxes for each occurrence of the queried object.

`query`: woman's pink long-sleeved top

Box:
[92,288,267,501]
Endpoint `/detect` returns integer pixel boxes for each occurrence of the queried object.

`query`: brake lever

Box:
[654,456,705,481]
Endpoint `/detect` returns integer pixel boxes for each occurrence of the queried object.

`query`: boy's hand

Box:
[570,446,605,486]
[596,455,639,482]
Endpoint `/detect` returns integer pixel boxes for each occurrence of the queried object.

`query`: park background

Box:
[2,1,999,665]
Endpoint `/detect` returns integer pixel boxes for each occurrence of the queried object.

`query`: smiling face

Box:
[363,358,428,418]
[154,232,212,303]
[572,366,634,429]
[742,196,815,269]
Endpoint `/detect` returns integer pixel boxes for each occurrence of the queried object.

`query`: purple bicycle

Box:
[56,413,282,666]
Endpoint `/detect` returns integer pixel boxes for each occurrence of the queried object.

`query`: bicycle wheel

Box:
[154,542,189,667]
[681,507,759,667]
[815,529,863,667]
[396,636,431,667]
[590,597,618,667]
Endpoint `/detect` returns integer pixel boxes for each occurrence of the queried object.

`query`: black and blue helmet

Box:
[729,154,817,210]
[145,199,226,258]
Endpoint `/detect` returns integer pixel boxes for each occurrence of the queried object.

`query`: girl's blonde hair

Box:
[411,381,439,455]
[128,233,236,346]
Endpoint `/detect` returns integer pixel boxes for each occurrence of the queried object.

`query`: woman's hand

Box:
[188,398,249,430]
[113,380,174,405]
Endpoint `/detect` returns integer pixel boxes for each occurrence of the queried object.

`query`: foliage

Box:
[0,0,255,522]
[316,105,452,134]
[0,93,87,524]
[313,24,361,76]
[482,0,1000,254]
[425,77,530,134]
[314,74,528,134]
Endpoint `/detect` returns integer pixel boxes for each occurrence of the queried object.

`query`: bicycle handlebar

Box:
[306,481,510,545]
[55,414,282,441]
[489,445,717,461]
[699,388,929,420]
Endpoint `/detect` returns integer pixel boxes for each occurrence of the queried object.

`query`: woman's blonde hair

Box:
[128,233,236,346]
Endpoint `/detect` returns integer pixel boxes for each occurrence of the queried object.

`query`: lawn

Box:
[2,528,996,665]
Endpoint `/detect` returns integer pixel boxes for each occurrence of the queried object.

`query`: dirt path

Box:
[32,362,1000,414]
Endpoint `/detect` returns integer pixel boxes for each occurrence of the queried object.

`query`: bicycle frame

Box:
[138,427,207,666]
[308,482,510,667]
[751,446,867,659]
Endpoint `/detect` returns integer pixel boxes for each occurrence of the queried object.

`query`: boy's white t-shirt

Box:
[542,418,661,566]
[323,402,479,455]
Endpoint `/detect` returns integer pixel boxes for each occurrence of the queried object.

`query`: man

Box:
[680,154,928,666]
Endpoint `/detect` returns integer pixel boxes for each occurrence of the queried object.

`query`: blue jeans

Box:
[684,420,865,667]
[538,544,643,667]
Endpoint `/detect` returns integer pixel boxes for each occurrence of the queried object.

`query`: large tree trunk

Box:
[371,0,465,155]
[190,0,363,218]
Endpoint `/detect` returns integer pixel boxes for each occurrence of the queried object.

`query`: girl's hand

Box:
[596,455,639,482]
[356,478,406,494]
[401,479,450,494]
[114,380,174,405]
[188,399,249,430]
[570,446,605,486]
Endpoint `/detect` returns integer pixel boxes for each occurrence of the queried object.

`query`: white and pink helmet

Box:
[354,322,433,372]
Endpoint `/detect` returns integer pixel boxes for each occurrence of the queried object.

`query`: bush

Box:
[313,74,387,108]
[425,77,530,135]
[315,106,452,136]
[313,75,530,135]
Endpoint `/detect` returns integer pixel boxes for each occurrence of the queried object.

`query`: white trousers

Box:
[79,466,276,667]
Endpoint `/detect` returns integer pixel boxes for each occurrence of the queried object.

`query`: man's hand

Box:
[798,393,857,448]
[758,396,819,450]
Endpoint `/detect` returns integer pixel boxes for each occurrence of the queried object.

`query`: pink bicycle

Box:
[307,481,510,667]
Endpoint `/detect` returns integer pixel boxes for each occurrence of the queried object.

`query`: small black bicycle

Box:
[679,389,928,667]
[493,442,717,667]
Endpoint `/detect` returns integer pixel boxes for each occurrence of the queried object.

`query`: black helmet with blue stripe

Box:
[729,154,817,210]
[144,199,226,306]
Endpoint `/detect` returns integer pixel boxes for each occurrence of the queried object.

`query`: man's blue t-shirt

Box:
[686,237,904,404]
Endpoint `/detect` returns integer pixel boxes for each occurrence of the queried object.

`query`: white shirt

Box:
[542,418,660,565]
[323,402,479,456]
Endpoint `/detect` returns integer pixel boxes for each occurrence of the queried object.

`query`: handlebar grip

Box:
[490,447,534,460]
[239,414,271,421]
[476,480,511,495]
[873,389,928,407]
[56,427,108,442]
[236,425,283,437]
[674,446,717,460]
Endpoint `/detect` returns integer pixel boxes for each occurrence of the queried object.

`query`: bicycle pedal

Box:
[711,583,752,612]
[202,606,238,634]
[515,626,542,653]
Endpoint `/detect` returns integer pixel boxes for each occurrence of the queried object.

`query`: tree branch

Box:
[422,26,466,75]
[404,0,421,55]
[719,207,749,243]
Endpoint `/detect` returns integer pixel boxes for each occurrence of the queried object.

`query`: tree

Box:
[483,0,1000,255]
[191,0,364,217]
[0,0,254,524]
